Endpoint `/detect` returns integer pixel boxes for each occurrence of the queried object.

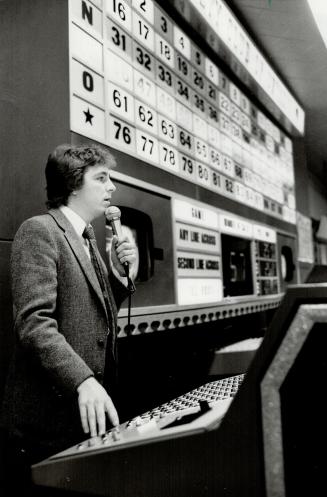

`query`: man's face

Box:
[76,165,116,221]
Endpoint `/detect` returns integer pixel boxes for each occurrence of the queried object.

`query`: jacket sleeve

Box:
[11,218,94,394]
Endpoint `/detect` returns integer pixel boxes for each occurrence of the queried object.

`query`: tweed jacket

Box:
[1,209,129,452]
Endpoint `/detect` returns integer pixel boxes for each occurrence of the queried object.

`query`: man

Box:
[0,144,136,493]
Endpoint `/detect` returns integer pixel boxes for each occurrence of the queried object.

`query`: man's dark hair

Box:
[45,144,116,209]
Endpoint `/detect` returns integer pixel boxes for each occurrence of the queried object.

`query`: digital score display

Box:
[174,199,222,305]
[68,0,296,225]
[188,0,305,134]
[173,199,280,306]
[253,225,278,296]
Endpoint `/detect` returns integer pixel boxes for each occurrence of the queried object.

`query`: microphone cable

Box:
[125,264,135,332]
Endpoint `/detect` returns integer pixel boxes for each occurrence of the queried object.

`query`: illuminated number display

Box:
[107,19,133,60]
[159,143,179,173]
[158,115,177,146]
[135,99,158,133]
[179,153,195,180]
[132,11,154,51]
[133,68,156,107]
[108,83,135,122]
[136,128,159,162]
[69,0,296,223]
[108,115,135,152]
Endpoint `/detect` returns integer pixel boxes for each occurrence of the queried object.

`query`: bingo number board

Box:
[69,0,296,224]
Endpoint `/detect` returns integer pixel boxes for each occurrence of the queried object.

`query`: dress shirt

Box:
[59,205,90,258]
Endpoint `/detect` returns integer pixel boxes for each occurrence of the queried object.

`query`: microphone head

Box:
[105,205,121,221]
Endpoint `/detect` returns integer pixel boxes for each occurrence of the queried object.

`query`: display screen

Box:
[221,233,253,297]
[68,0,296,224]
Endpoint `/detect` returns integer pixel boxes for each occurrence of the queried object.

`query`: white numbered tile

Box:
[230,123,242,145]
[231,141,242,163]
[193,114,207,141]
[174,102,191,133]
[234,181,246,203]
[220,133,233,156]
[196,162,211,188]
[133,41,155,76]
[265,134,275,154]
[159,142,179,174]
[132,0,154,24]
[179,153,196,181]
[136,129,159,163]
[234,162,244,181]
[206,80,218,104]
[190,44,204,72]
[107,82,135,122]
[243,168,254,188]
[106,49,133,91]
[219,113,231,135]
[154,4,173,43]
[156,86,176,120]
[257,110,266,131]
[207,103,219,127]
[243,148,253,170]
[192,90,207,118]
[155,59,175,94]
[222,175,235,198]
[253,191,264,210]
[250,104,257,123]
[263,197,271,213]
[173,25,191,59]
[252,172,264,193]
[133,68,156,106]
[175,53,191,83]
[207,125,221,149]
[191,67,206,95]
[132,11,155,51]
[71,59,105,108]
[210,169,224,193]
[70,23,103,73]
[158,115,177,146]
[241,112,251,133]
[108,114,136,153]
[205,57,219,85]
[240,93,250,114]
[244,186,255,207]
[106,17,133,60]
[229,82,240,106]
[175,78,191,106]
[194,138,209,164]
[134,98,158,134]
[106,0,132,32]
[155,33,174,68]
[208,147,222,172]
[177,126,194,155]
[70,0,103,38]
[218,91,231,116]
[219,72,229,95]
[230,102,241,126]
[221,154,235,178]
[71,96,105,143]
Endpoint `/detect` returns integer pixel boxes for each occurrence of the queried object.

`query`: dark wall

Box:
[0,0,70,403]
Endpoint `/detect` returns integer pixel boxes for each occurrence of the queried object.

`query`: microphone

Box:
[106,205,123,238]
[105,206,129,277]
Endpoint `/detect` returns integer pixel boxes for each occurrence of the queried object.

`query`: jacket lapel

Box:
[48,209,109,322]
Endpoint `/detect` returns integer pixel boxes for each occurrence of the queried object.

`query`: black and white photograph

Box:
[0,1,326,495]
